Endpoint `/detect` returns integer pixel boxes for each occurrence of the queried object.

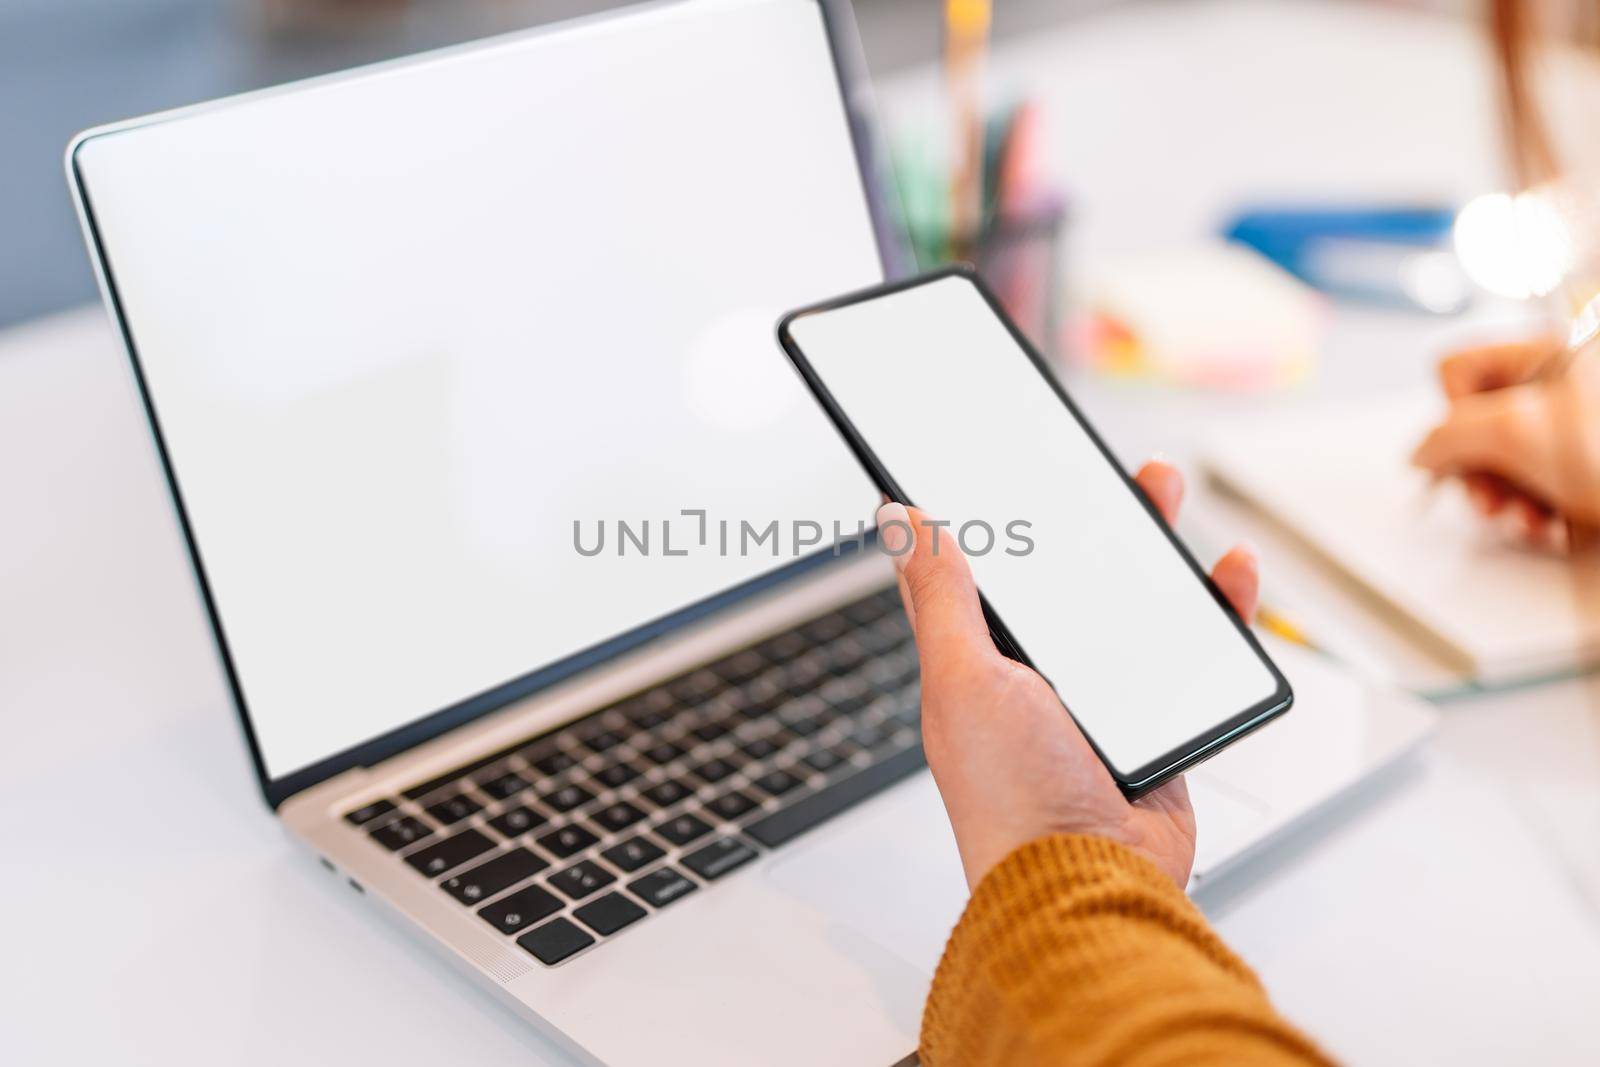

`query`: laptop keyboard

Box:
[344,586,924,967]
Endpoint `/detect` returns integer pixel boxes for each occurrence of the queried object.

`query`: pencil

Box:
[1256,604,1319,652]
[945,0,991,259]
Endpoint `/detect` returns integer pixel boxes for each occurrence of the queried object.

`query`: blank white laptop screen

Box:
[72,0,882,778]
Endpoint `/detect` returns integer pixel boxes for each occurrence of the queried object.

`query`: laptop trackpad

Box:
[762,772,969,977]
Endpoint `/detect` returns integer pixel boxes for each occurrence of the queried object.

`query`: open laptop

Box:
[66,1,1436,1063]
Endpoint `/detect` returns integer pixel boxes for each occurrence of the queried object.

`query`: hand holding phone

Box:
[873,474,1259,889]
[777,268,1291,803]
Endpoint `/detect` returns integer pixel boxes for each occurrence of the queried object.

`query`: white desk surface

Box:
[5,1,1600,1063]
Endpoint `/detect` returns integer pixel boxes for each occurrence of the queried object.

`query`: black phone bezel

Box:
[775,265,1293,798]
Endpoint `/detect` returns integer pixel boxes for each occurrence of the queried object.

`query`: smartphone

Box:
[777,267,1292,797]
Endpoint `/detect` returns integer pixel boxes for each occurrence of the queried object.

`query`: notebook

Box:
[1202,392,1600,685]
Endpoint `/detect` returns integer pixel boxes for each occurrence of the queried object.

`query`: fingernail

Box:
[876,501,914,572]
[1236,539,1260,566]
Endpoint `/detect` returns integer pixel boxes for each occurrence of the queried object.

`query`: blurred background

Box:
[2,0,1487,331]
[9,5,1600,1062]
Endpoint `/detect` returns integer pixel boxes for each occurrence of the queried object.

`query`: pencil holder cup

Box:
[965,199,1067,360]
[898,193,1068,361]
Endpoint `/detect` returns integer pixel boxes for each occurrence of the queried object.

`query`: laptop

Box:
[66,1,1436,1063]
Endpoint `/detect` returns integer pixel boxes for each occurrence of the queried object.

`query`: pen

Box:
[1525,286,1600,382]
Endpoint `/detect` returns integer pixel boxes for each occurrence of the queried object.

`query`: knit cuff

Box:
[920,833,1263,1065]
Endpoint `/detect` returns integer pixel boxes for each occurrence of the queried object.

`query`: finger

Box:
[1210,542,1259,622]
[1515,496,1553,543]
[876,501,992,672]
[1411,388,1547,495]
[1134,459,1184,525]
[879,495,918,629]
[1438,335,1563,398]
[1463,472,1510,517]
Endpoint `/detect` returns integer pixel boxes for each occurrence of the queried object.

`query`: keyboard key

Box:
[626,707,668,731]
[549,859,616,900]
[487,805,545,838]
[628,867,699,908]
[574,891,648,936]
[640,778,693,809]
[688,757,737,785]
[759,631,807,663]
[824,636,870,674]
[370,815,433,851]
[479,883,562,935]
[803,746,850,774]
[622,691,673,730]
[643,741,684,766]
[406,828,495,877]
[601,835,665,873]
[594,800,646,833]
[730,692,778,721]
[715,650,766,685]
[746,668,788,704]
[654,812,713,847]
[783,653,828,692]
[843,595,889,625]
[752,768,803,797]
[669,670,722,703]
[527,747,577,777]
[706,790,758,821]
[778,695,824,723]
[479,772,529,800]
[517,917,594,965]
[829,686,873,717]
[786,715,826,738]
[426,793,482,825]
[849,722,891,751]
[578,725,624,754]
[747,744,926,848]
[344,799,396,826]
[865,655,915,690]
[820,675,868,706]
[862,619,911,654]
[739,736,780,760]
[540,783,594,813]
[690,719,730,743]
[682,836,760,881]
[802,614,849,644]
[593,760,641,789]
[537,824,599,859]
[442,848,547,904]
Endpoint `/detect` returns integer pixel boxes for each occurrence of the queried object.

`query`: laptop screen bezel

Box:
[67,0,906,809]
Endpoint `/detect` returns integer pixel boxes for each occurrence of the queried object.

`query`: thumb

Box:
[876,502,993,672]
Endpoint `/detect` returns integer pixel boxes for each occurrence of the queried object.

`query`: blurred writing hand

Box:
[1412,334,1600,543]
[879,460,1258,890]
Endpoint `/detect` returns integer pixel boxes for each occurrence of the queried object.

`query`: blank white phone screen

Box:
[786,275,1282,776]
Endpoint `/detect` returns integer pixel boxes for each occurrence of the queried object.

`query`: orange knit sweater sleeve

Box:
[920,834,1334,1067]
